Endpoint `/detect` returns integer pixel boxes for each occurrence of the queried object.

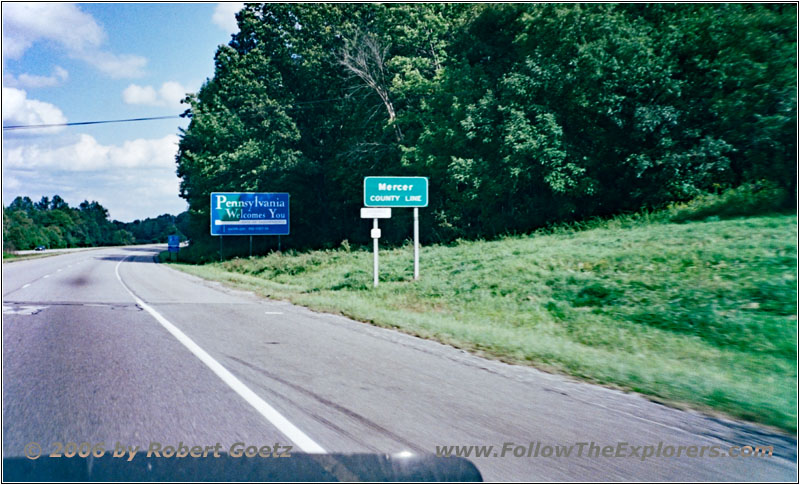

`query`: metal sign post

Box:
[361,208,392,287]
[364,177,428,281]
[413,208,419,280]
[372,219,380,287]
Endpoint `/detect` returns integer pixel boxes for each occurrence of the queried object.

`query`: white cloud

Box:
[2,166,187,222]
[212,3,244,32]
[1,3,104,58]
[55,66,69,80]
[2,3,147,77]
[3,134,179,172]
[2,87,67,132]
[159,81,189,106]
[81,51,148,79]
[4,66,69,89]
[3,175,22,190]
[3,131,188,220]
[122,84,159,105]
[122,81,191,109]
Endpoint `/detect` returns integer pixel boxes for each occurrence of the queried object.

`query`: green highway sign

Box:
[364,176,428,207]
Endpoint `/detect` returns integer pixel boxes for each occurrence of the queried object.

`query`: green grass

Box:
[2,251,60,262]
[166,214,797,432]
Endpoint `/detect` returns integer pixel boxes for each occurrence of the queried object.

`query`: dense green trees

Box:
[2,195,185,251]
[123,213,188,244]
[176,3,795,256]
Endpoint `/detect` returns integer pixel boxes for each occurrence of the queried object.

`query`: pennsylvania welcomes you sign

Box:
[210,192,290,236]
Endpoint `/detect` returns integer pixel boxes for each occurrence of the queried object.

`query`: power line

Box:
[2,93,385,131]
[2,115,182,131]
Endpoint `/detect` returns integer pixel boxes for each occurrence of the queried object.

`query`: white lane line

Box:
[114,254,325,454]
[42,275,50,279]
[57,269,62,272]
[264,311,284,315]
[22,283,31,289]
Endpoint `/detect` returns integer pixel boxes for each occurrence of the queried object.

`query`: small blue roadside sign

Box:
[168,235,180,253]
[210,192,290,236]
[364,177,428,207]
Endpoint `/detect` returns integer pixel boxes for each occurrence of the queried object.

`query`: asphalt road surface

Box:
[3,246,796,481]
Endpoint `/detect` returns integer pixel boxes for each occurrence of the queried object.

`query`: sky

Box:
[2,2,246,222]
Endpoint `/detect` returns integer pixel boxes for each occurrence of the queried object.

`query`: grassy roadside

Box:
[165,214,797,432]
[2,251,62,262]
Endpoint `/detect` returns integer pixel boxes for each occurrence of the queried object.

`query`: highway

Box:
[2,246,796,481]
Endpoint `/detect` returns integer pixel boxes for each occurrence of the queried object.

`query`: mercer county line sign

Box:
[210,192,289,236]
[362,176,429,285]
[364,177,428,207]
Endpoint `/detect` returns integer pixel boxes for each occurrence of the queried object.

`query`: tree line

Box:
[2,195,186,251]
[171,4,793,259]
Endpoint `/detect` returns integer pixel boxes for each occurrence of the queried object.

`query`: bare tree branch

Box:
[339,33,403,141]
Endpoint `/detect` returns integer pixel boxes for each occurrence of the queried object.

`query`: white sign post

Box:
[364,177,428,281]
[372,219,380,287]
[361,208,392,287]
[413,208,420,280]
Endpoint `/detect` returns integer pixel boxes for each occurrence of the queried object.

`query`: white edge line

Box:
[114,254,326,454]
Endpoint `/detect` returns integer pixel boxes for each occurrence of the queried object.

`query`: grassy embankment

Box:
[2,251,59,262]
[165,207,797,432]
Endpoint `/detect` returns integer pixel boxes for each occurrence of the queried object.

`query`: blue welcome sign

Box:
[210,192,290,236]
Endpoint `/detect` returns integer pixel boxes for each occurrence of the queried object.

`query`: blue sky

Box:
[2,2,245,221]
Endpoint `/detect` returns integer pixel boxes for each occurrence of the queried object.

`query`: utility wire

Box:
[2,115,182,131]
[3,92,390,131]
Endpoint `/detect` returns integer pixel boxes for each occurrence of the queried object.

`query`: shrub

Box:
[667,182,791,223]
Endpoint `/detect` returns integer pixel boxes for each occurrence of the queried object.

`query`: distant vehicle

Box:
[34,246,46,251]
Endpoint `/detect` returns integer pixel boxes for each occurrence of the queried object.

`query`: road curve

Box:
[2,245,796,481]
